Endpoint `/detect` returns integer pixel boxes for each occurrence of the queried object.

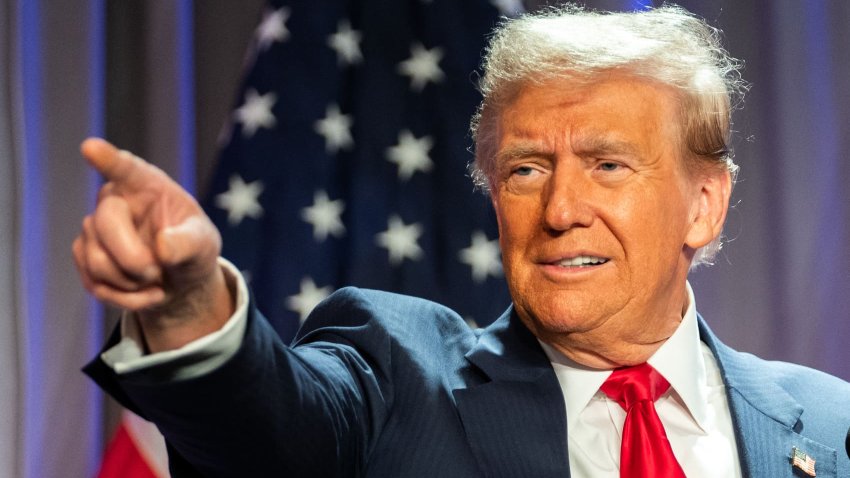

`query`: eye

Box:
[502,163,547,194]
[591,159,632,184]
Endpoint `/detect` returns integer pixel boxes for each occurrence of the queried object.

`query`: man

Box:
[76,5,850,477]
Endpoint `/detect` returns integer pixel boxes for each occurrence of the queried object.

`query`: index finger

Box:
[80,137,161,190]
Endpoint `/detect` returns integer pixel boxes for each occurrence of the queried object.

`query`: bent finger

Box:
[76,225,165,310]
[77,219,149,291]
[90,283,166,311]
[90,198,161,281]
[96,181,116,203]
[82,234,151,292]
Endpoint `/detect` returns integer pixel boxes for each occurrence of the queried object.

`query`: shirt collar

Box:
[648,282,709,431]
[540,281,709,432]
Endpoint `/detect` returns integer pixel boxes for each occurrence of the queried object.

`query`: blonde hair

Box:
[470,4,746,266]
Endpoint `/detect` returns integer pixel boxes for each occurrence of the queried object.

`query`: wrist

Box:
[137,264,236,353]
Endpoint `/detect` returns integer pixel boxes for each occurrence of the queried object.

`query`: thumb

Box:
[155,215,222,269]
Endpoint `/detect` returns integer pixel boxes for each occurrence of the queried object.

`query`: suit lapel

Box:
[452,311,840,478]
[699,317,837,478]
[454,308,570,478]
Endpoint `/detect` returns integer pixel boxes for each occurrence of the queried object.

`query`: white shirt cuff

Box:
[100,257,249,380]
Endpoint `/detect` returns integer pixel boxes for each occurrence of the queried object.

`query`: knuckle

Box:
[97,182,115,202]
[82,216,94,235]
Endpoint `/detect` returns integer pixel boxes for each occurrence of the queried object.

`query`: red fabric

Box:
[600,363,686,478]
[96,422,159,478]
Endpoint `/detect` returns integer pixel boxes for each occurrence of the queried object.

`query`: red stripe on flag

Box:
[96,421,159,478]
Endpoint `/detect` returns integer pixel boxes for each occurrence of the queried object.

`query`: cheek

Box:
[495,195,535,240]
[496,213,524,266]
[612,186,693,263]
[495,199,539,271]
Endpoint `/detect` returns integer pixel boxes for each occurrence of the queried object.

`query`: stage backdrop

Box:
[2,1,849,477]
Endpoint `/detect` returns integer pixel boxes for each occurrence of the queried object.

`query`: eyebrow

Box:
[494,142,554,165]
[572,135,640,157]
[494,132,642,167]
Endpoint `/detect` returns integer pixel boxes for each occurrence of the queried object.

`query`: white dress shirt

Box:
[102,267,743,477]
[540,283,742,478]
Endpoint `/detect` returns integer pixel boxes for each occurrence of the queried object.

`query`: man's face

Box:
[491,75,724,365]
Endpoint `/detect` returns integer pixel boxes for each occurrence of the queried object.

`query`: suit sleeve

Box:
[84,288,395,478]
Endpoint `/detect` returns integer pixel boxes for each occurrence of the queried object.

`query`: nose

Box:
[542,164,594,232]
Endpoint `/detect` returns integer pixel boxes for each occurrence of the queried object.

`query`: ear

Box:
[684,169,732,249]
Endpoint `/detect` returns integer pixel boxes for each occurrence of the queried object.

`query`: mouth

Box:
[551,255,610,268]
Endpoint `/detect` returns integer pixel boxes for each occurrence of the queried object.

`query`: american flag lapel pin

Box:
[791,446,816,476]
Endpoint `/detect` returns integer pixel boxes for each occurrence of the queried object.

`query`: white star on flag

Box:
[314,104,354,153]
[327,20,362,66]
[256,7,290,51]
[300,190,346,242]
[234,89,277,138]
[215,175,264,226]
[376,215,424,265]
[398,43,445,91]
[459,231,502,283]
[386,130,433,181]
[286,277,333,323]
[490,0,525,16]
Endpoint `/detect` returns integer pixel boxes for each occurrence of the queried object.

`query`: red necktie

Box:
[600,363,686,478]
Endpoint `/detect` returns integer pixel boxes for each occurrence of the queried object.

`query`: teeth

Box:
[557,256,608,267]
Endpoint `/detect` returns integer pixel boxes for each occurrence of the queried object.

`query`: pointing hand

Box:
[73,138,233,351]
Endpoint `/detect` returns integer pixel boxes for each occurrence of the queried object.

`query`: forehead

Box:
[496,75,683,156]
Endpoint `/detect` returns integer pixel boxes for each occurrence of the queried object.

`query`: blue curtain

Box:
[0,1,196,477]
[1,1,106,477]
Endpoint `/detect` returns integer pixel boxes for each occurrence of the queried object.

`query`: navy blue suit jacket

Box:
[85,287,850,477]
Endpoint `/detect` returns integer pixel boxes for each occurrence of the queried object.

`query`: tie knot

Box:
[600,363,670,411]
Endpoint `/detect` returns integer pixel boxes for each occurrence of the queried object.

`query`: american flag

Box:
[791,447,817,477]
[203,0,520,341]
